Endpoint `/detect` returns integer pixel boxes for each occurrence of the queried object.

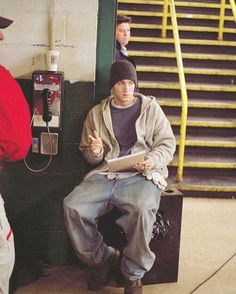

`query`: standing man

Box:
[64,60,175,294]
[0,16,32,294]
[115,14,138,92]
[115,14,136,67]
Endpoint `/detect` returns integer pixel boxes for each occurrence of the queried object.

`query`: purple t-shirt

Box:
[110,98,141,157]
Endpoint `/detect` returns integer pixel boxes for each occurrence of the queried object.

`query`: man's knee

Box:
[63,193,82,220]
[63,188,82,210]
[129,197,158,218]
[131,187,161,212]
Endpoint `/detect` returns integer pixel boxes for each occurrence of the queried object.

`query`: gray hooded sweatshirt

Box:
[79,93,176,190]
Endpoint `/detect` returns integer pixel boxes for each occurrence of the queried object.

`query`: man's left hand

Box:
[133,158,154,172]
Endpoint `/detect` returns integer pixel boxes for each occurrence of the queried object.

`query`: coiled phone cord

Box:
[24,109,53,172]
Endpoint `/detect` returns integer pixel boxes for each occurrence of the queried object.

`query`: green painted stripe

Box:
[95,0,117,103]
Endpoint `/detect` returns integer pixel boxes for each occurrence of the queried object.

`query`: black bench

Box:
[98,185,183,285]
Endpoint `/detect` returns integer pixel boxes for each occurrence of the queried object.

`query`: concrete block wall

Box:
[0,0,98,81]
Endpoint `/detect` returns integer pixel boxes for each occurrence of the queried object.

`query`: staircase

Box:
[117,0,236,198]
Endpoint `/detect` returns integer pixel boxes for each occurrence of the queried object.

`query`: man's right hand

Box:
[88,130,103,155]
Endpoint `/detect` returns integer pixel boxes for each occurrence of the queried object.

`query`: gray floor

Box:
[15,197,236,294]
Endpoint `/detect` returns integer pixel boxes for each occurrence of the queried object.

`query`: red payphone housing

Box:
[31,71,64,156]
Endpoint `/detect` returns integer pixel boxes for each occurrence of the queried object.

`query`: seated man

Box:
[64,60,176,294]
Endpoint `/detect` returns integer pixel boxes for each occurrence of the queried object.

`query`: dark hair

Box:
[116,14,132,26]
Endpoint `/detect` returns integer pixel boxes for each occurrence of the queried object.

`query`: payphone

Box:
[24,71,64,172]
[31,71,64,156]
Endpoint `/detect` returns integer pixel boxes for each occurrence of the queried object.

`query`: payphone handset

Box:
[41,88,52,123]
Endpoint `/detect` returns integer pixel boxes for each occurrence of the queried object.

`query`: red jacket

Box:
[0,65,31,162]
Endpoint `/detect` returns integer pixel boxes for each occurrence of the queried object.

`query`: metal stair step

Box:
[175,134,236,148]
[168,115,236,128]
[129,51,236,60]
[137,65,236,75]
[131,23,236,34]
[168,175,236,192]
[130,36,236,47]
[118,0,232,10]
[157,98,236,109]
[118,9,235,21]
[139,81,236,92]
[170,153,236,168]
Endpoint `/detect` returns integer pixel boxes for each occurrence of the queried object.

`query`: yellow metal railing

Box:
[229,0,236,20]
[219,0,236,40]
[218,0,226,40]
[162,0,188,182]
[161,0,169,38]
[161,0,236,181]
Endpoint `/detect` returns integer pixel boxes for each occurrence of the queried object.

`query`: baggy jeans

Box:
[0,195,15,294]
[63,174,161,280]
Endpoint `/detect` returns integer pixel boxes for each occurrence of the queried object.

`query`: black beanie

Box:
[109,61,137,89]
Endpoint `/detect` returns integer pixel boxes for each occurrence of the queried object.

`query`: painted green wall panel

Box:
[95,0,117,103]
